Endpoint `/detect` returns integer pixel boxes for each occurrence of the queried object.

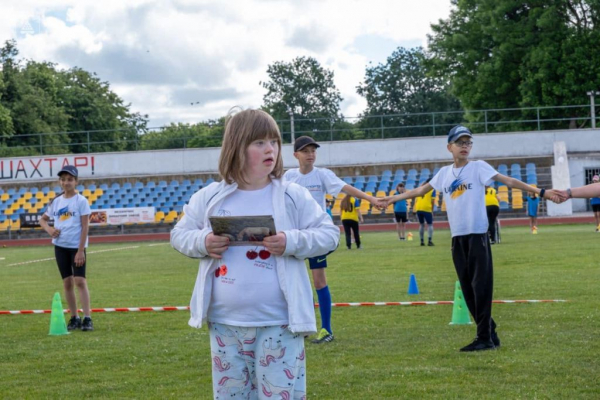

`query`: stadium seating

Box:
[0,161,544,227]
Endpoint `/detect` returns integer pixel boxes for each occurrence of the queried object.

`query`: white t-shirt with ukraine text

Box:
[44,194,91,248]
[429,160,498,237]
[283,167,346,211]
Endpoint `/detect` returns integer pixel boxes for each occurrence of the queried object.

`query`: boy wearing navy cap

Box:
[385,126,558,351]
[284,136,384,344]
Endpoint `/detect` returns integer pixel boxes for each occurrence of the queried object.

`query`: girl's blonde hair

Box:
[340,194,354,213]
[218,108,283,185]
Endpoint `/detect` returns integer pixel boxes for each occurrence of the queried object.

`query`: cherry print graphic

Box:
[215,264,228,277]
[258,249,271,260]
[246,250,258,260]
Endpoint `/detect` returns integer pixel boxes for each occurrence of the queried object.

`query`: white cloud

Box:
[0,0,452,126]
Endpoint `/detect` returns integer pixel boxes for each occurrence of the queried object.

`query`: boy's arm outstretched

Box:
[383,183,434,206]
[555,184,600,200]
[342,184,386,209]
[493,174,560,202]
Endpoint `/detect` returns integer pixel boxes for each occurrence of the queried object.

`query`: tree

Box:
[428,1,600,131]
[261,56,343,142]
[57,67,148,153]
[140,119,224,150]
[357,47,462,138]
[0,40,148,155]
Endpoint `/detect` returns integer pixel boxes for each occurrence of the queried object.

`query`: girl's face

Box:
[243,138,279,185]
[59,173,77,193]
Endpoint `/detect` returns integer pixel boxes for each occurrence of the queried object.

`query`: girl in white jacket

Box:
[171,109,339,399]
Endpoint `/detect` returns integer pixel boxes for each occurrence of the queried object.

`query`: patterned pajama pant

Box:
[209,322,307,400]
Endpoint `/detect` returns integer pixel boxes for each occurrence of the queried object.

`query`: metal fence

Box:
[0,104,596,156]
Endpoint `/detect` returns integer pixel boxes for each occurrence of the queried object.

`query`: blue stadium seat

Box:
[30,187,39,194]
[88,184,96,191]
[205,178,215,185]
[146,181,156,190]
[123,182,132,191]
[193,178,204,187]
[18,187,27,195]
[342,176,353,184]
[99,184,109,191]
[497,164,508,176]
[111,183,120,190]
[134,181,144,189]
[7,188,16,195]
[41,186,50,194]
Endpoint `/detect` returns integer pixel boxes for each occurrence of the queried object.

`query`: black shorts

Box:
[55,245,87,279]
[394,212,407,223]
[308,255,327,270]
[593,204,600,212]
[417,211,433,225]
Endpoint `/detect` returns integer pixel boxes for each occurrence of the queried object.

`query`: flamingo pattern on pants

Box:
[209,323,306,400]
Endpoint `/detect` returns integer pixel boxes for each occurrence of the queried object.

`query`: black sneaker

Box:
[491,332,501,348]
[67,316,81,331]
[420,241,425,246]
[81,317,94,332]
[459,338,495,352]
[428,241,435,246]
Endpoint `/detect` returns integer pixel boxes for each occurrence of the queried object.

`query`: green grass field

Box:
[1,224,599,399]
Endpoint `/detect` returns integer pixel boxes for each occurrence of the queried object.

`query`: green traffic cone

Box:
[449,281,472,325]
[48,292,69,336]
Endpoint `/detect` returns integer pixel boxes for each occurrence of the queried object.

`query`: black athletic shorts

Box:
[593,204,600,212]
[394,212,408,223]
[417,211,433,225]
[308,255,327,270]
[55,245,87,279]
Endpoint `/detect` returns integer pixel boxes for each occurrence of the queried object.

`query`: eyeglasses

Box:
[453,141,473,148]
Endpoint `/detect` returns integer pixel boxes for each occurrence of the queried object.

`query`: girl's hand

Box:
[74,250,85,267]
[205,233,230,259]
[263,232,287,256]
[51,228,61,238]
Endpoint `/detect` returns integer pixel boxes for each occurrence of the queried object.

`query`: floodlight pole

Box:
[287,106,295,143]
[587,91,600,129]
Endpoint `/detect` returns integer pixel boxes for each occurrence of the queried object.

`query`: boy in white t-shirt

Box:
[384,126,559,352]
[284,136,385,344]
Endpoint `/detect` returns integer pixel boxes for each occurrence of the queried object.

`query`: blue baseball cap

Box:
[58,165,78,177]
[447,125,473,143]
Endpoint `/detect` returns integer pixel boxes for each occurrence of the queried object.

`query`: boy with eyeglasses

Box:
[384,125,558,352]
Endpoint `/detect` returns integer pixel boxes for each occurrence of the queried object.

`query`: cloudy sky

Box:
[0,0,452,127]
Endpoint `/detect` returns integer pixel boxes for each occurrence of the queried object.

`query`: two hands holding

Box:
[205,232,287,259]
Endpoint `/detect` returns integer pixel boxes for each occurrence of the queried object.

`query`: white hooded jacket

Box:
[170,178,339,336]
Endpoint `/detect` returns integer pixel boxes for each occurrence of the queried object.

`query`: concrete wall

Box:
[1,129,598,198]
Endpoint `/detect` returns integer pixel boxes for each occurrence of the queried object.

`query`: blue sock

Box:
[316,286,332,334]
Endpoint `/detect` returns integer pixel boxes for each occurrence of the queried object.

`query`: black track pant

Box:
[451,233,497,341]
[486,205,500,241]
[342,219,360,249]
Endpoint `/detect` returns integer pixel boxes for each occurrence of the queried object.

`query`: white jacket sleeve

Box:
[170,189,212,258]
[282,185,340,260]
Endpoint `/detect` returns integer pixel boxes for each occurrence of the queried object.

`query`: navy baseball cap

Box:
[294,136,320,152]
[447,125,473,143]
[58,165,78,177]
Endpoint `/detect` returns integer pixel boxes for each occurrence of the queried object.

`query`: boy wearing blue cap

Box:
[385,126,558,351]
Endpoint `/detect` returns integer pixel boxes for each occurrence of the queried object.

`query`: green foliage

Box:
[261,56,343,142]
[140,120,224,150]
[0,226,599,398]
[0,40,148,154]
[357,47,463,138]
[428,1,600,131]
